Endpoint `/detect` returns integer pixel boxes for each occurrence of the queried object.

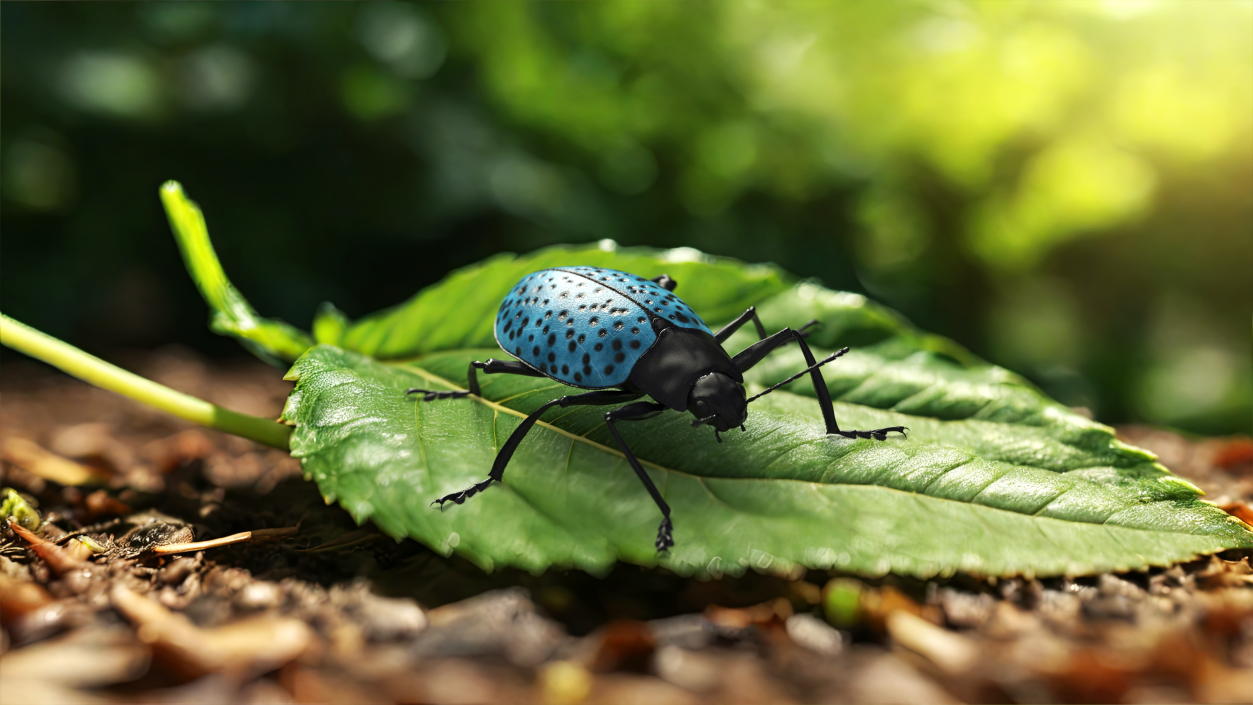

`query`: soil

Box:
[1,348,1251,704]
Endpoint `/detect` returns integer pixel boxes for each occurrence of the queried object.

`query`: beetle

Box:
[407,266,906,551]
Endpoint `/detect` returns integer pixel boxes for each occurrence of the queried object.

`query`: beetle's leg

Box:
[650,274,677,292]
[406,358,544,401]
[714,306,820,344]
[734,330,906,441]
[730,327,801,371]
[601,401,675,552]
[431,390,643,508]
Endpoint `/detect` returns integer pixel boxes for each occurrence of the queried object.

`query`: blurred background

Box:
[2,1,1249,434]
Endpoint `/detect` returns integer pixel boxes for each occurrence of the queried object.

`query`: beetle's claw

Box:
[406,388,471,402]
[431,477,495,509]
[834,426,908,441]
[654,517,674,554]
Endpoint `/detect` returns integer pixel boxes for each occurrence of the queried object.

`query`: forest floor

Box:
[1,349,1251,704]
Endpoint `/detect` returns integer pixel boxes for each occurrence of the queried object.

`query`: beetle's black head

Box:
[687,371,747,434]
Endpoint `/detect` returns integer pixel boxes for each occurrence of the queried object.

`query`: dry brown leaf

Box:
[887,610,980,676]
[110,583,312,681]
[6,517,87,576]
[3,437,107,486]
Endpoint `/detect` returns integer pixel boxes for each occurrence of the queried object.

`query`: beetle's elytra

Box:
[408,266,907,552]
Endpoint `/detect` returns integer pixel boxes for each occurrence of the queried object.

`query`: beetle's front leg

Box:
[714,306,818,344]
[733,330,906,441]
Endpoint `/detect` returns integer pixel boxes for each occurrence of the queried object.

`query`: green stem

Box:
[1,313,292,450]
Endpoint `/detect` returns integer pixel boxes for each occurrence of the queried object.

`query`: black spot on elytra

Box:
[637,317,646,323]
[574,372,583,382]
[582,353,590,364]
[568,341,577,352]
[594,343,603,352]
[559,311,568,320]
[577,334,586,344]
[540,363,548,372]
[562,364,570,375]
[604,365,615,375]
[614,321,624,330]
[612,340,622,350]
[528,334,534,342]
[589,317,599,326]
[598,330,607,338]
[583,365,592,375]
[548,352,556,362]
[547,333,556,346]
[631,327,640,334]
[566,330,575,339]
[614,352,625,363]
[532,346,540,356]
[630,340,641,349]
[676,313,690,323]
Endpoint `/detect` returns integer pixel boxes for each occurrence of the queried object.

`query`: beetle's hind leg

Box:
[431,390,644,510]
[406,358,546,401]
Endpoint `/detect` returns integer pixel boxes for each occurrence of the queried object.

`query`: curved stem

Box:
[1,313,291,450]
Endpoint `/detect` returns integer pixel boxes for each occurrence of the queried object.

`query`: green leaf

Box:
[160,181,314,364]
[276,250,1253,579]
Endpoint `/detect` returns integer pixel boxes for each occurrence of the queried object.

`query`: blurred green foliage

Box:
[1,1,1249,434]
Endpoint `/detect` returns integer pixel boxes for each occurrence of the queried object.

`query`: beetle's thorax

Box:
[626,321,743,411]
[687,371,747,431]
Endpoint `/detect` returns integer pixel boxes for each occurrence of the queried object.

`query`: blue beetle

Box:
[408,266,906,551]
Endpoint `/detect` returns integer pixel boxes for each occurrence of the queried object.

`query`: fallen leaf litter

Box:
[1,350,1251,703]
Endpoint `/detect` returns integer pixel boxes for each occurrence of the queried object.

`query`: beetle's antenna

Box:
[746,347,849,404]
